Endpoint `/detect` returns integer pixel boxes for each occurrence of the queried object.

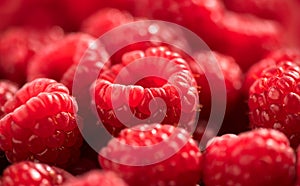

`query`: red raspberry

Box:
[0,27,64,85]
[0,80,18,118]
[203,129,296,186]
[93,46,198,135]
[62,170,128,186]
[81,8,134,38]
[99,124,202,186]
[27,33,95,87]
[248,60,300,147]
[0,78,82,167]
[244,48,300,96]
[1,161,74,186]
[134,0,282,71]
[189,51,243,118]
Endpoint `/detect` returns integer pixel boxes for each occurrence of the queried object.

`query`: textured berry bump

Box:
[203,129,296,186]
[248,60,300,148]
[1,161,73,186]
[0,78,82,167]
[99,124,202,186]
[62,170,128,186]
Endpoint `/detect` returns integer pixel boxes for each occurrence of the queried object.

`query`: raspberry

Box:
[244,48,300,96]
[189,51,243,118]
[202,129,296,186]
[99,124,202,186]
[134,0,282,71]
[81,8,134,38]
[27,33,95,87]
[93,46,198,135]
[0,80,18,118]
[62,170,128,186]
[0,78,82,167]
[1,161,74,186]
[248,60,300,148]
[0,26,64,85]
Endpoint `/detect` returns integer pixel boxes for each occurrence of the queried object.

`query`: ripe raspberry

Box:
[81,8,134,38]
[248,60,300,148]
[0,78,82,167]
[1,161,74,186]
[203,129,296,186]
[62,170,128,186]
[27,33,96,85]
[134,0,282,71]
[189,51,243,118]
[0,80,18,118]
[243,48,300,96]
[99,124,202,186]
[93,46,198,135]
[0,26,64,85]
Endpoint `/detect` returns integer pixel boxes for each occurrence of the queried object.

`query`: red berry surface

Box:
[62,170,128,186]
[248,60,300,148]
[99,124,202,186]
[93,46,198,135]
[27,33,95,85]
[81,8,134,38]
[203,129,296,186]
[0,80,18,118]
[1,161,74,186]
[0,27,64,85]
[0,78,82,167]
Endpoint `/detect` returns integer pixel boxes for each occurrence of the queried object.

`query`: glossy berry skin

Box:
[248,61,300,148]
[203,129,296,186]
[0,27,64,85]
[99,124,202,186]
[0,78,82,168]
[1,161,74,186]
[62,170,128,186]
[93,46,198,135]
[27,33,95,85]
[0,80,18,118]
